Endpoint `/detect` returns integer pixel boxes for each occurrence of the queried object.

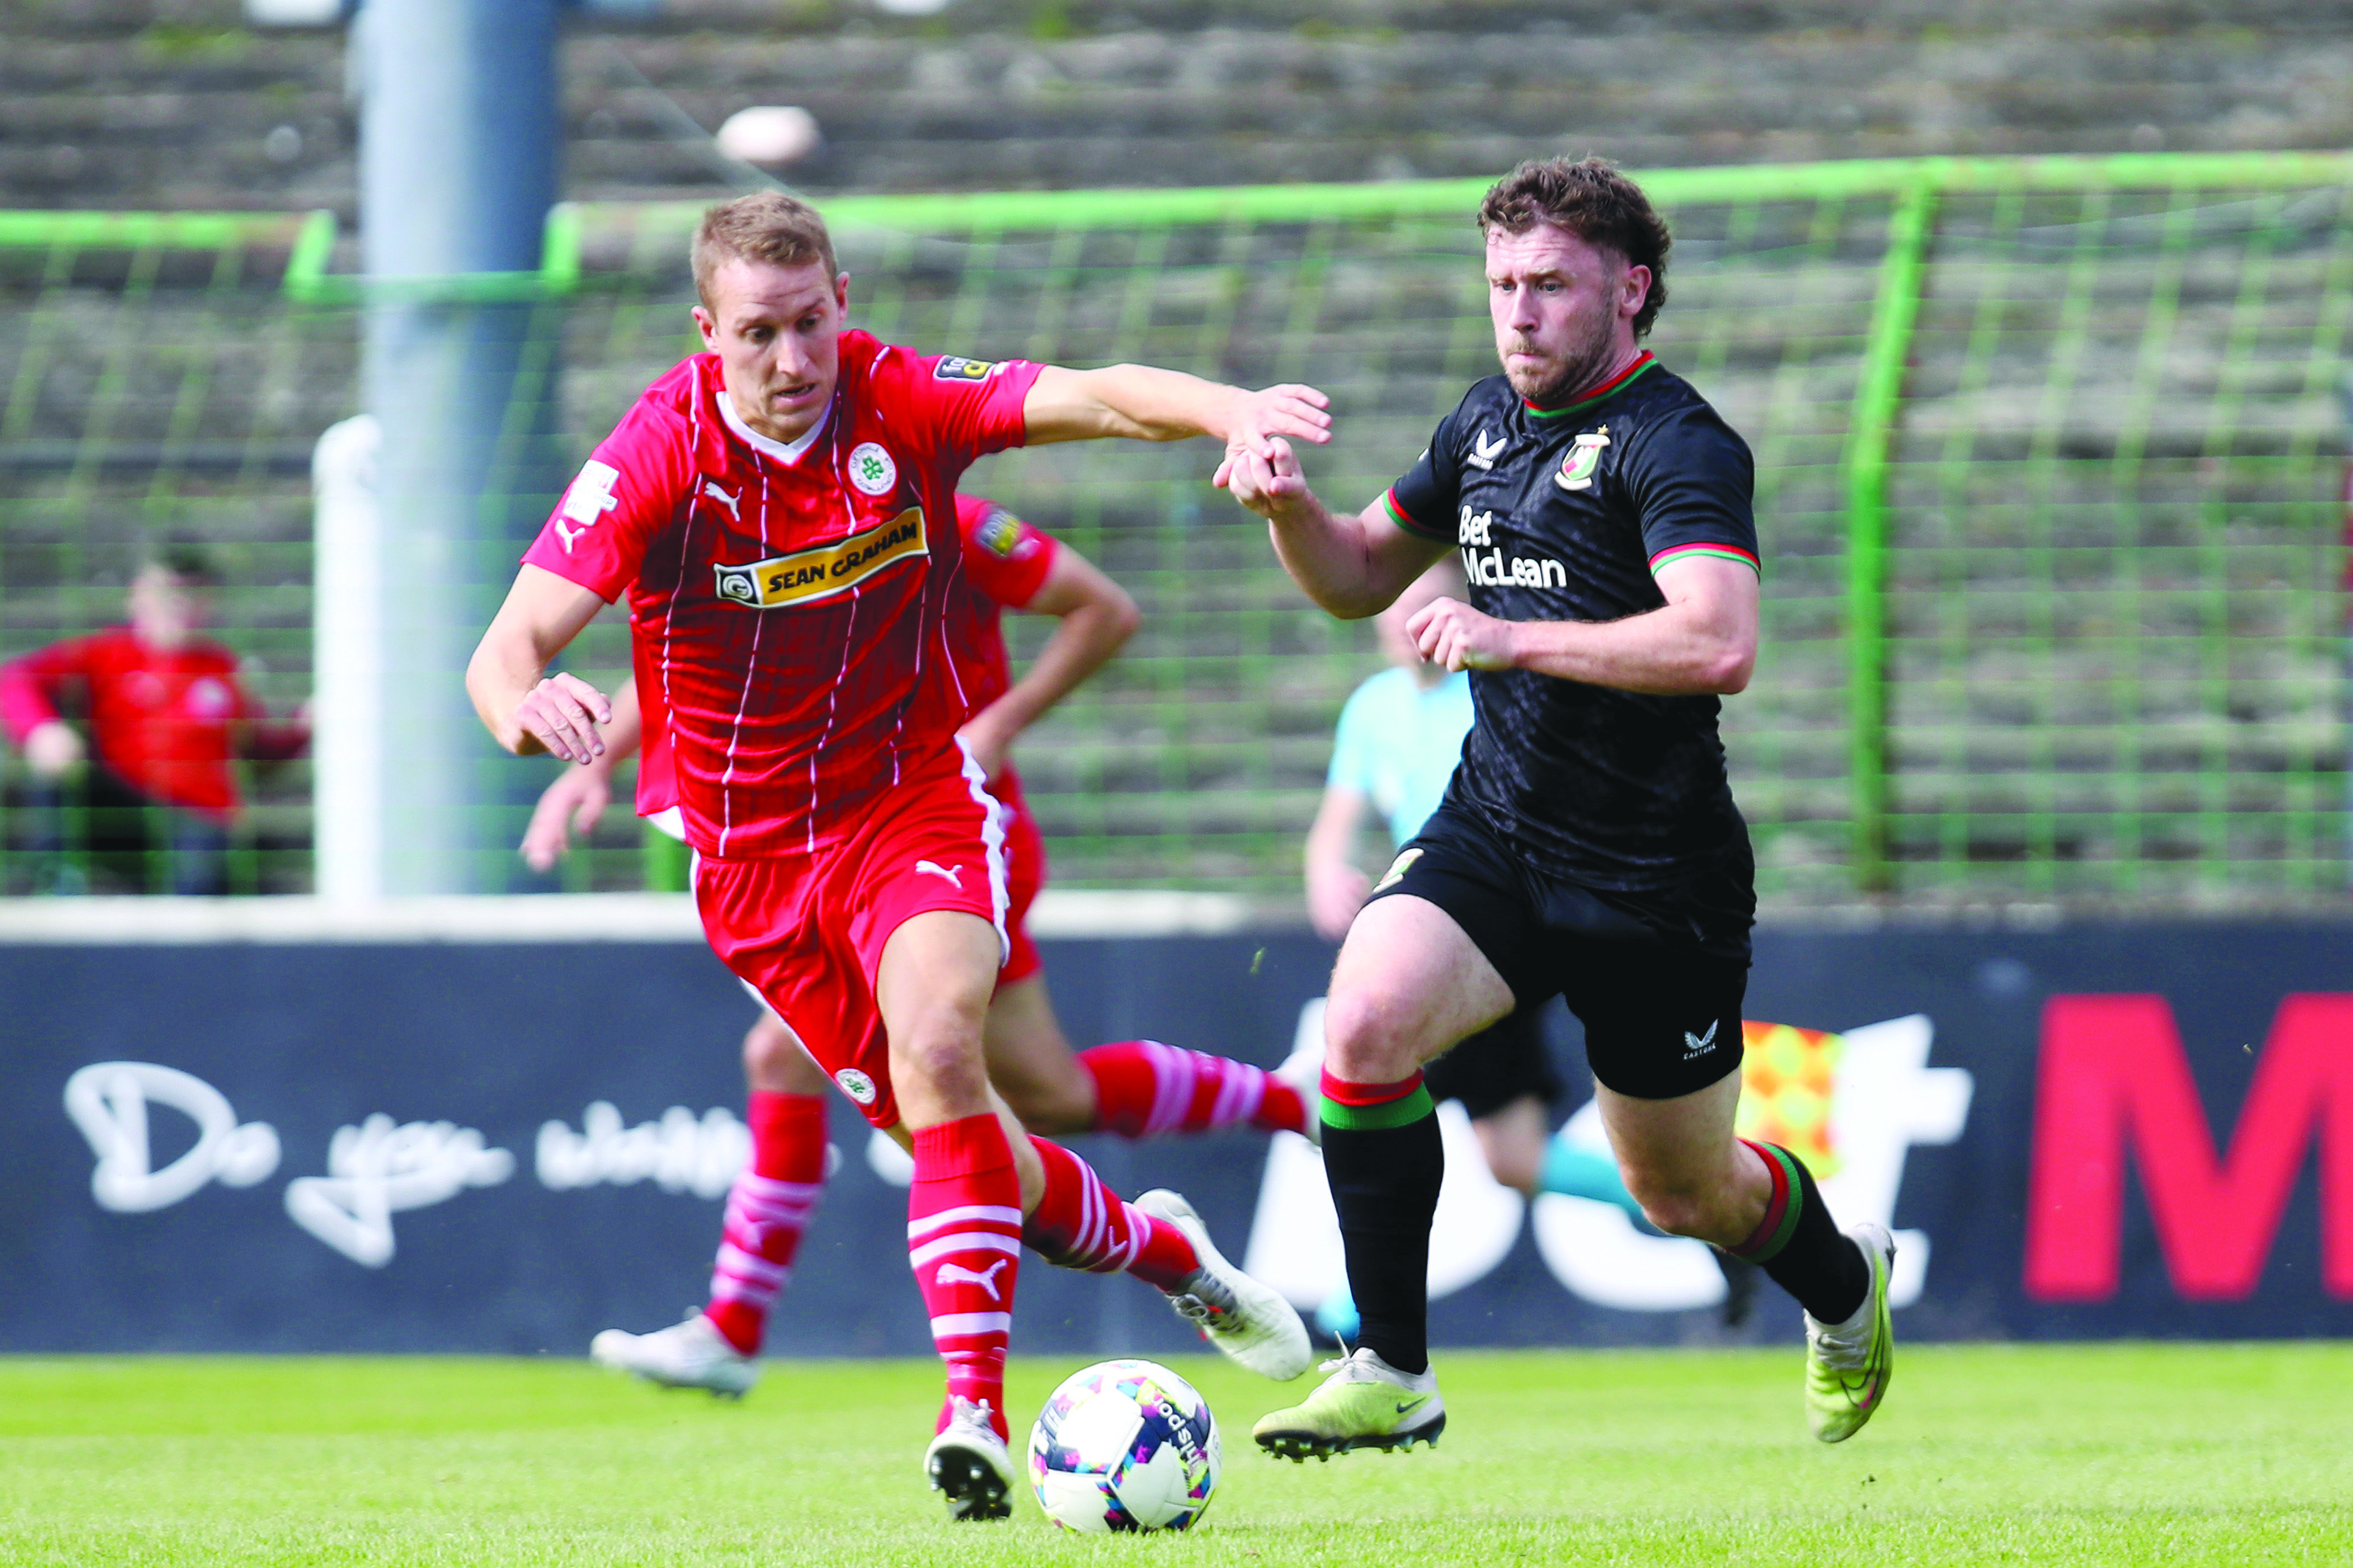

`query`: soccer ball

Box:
[1029,1359,1220,1532]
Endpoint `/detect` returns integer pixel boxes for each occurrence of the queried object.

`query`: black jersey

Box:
[1384,352,1760,948]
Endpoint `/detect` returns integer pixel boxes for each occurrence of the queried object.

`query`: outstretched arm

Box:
[1409,555,1759,695]
[466,564,614,760]
[1021,365,1332,453]
[957,546,1139,781]
[1219,437,1451,619]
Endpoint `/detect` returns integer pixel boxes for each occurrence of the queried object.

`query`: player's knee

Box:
[1484,1144,1543,1195]
[1620,1167,1718,1239]
[1321,987,1427,1083]
[741,1016,793,1076]
[893,1016,991,1103]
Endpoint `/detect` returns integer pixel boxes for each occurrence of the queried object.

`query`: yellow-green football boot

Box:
[1804,1222,1895,1443]
[1252,1347,1445,1461]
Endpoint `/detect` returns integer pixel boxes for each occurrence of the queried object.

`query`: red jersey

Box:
[522,334,1042,858]
[941,492,1060,721]
[0,627,303,820]
[635,493,1062,822]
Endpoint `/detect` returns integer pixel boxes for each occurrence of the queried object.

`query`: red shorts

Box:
[724,789,1046,1014]
[695,762,1012,1130]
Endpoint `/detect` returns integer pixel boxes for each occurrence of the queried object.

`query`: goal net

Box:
[1,156,2347,908]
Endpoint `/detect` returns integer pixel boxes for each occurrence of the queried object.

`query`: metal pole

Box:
[348,0,564,894]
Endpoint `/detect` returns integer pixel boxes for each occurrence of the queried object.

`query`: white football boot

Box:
[924,1396,1016,1522]
[588,1313,756,1399]
[1135,1187,1314,1380]
[1273,1037,1325,1147]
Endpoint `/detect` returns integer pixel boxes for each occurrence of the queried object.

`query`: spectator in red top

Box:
[1,547,307,894]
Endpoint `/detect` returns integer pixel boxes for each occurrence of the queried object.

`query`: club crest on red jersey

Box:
[847,441,899,496]
[834,1068,878,1105]
[712,507,928,608]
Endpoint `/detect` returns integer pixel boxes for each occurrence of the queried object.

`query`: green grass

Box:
[1,1346,2348,1564]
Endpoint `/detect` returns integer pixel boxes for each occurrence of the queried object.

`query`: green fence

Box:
[1,153,2348,906]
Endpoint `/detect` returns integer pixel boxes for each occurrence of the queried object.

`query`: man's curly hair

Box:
[1477,156,1672,338]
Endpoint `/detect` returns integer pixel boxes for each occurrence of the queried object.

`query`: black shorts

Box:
[1422,1003,1564,1122]
[1366,805,1750,1101]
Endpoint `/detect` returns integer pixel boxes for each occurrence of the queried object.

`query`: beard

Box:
[1498,299,1621,406]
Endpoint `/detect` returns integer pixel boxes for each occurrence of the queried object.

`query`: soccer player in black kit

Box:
[1218,156,1895,1456]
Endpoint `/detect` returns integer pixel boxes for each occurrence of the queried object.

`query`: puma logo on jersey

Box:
[1465,429,1508,469]
[935,1258,1009,1300]
[1683,1019,1720,1057]
[557,459,622,551]
[915,860,964,888]
[701,481,741,521]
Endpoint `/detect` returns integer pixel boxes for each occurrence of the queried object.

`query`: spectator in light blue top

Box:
[1304,557,1475,940]
[1325,655,1472,853]
[1301,559,1759,1342]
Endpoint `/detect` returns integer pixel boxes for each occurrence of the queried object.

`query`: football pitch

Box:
[2,1345,2347,1566]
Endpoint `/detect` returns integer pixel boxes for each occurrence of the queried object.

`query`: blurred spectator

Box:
[1304,559,1475,944]
[0,548,307,895]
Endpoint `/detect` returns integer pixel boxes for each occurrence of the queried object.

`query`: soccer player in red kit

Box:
[468,193,1327,1519]
[527,493,1317,1396]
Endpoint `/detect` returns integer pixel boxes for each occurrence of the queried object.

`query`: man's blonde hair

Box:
[692,192,839,309]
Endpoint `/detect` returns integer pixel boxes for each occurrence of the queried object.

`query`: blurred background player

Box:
[527,492,1315,1393]
[0,546,307,895]
[1303,558,1756,1341]
[469,193,1325,1519]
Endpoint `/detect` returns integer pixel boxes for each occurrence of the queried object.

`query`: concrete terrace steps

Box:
[5,0,2353,209]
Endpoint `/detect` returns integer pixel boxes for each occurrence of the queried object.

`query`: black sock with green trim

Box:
[1728,1138,1868,1324]
[1319,1069,1444,1376]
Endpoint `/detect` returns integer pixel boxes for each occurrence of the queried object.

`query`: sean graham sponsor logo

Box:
[714,508,928,608]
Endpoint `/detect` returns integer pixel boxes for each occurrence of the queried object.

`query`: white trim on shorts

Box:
[953,739,1013,966]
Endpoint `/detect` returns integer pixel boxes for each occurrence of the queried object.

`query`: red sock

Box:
[910,1114,1024,1440]
[703,1091,828,1355]
[1079,1040,1308,1138]
[1022,1137,1200,1291]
